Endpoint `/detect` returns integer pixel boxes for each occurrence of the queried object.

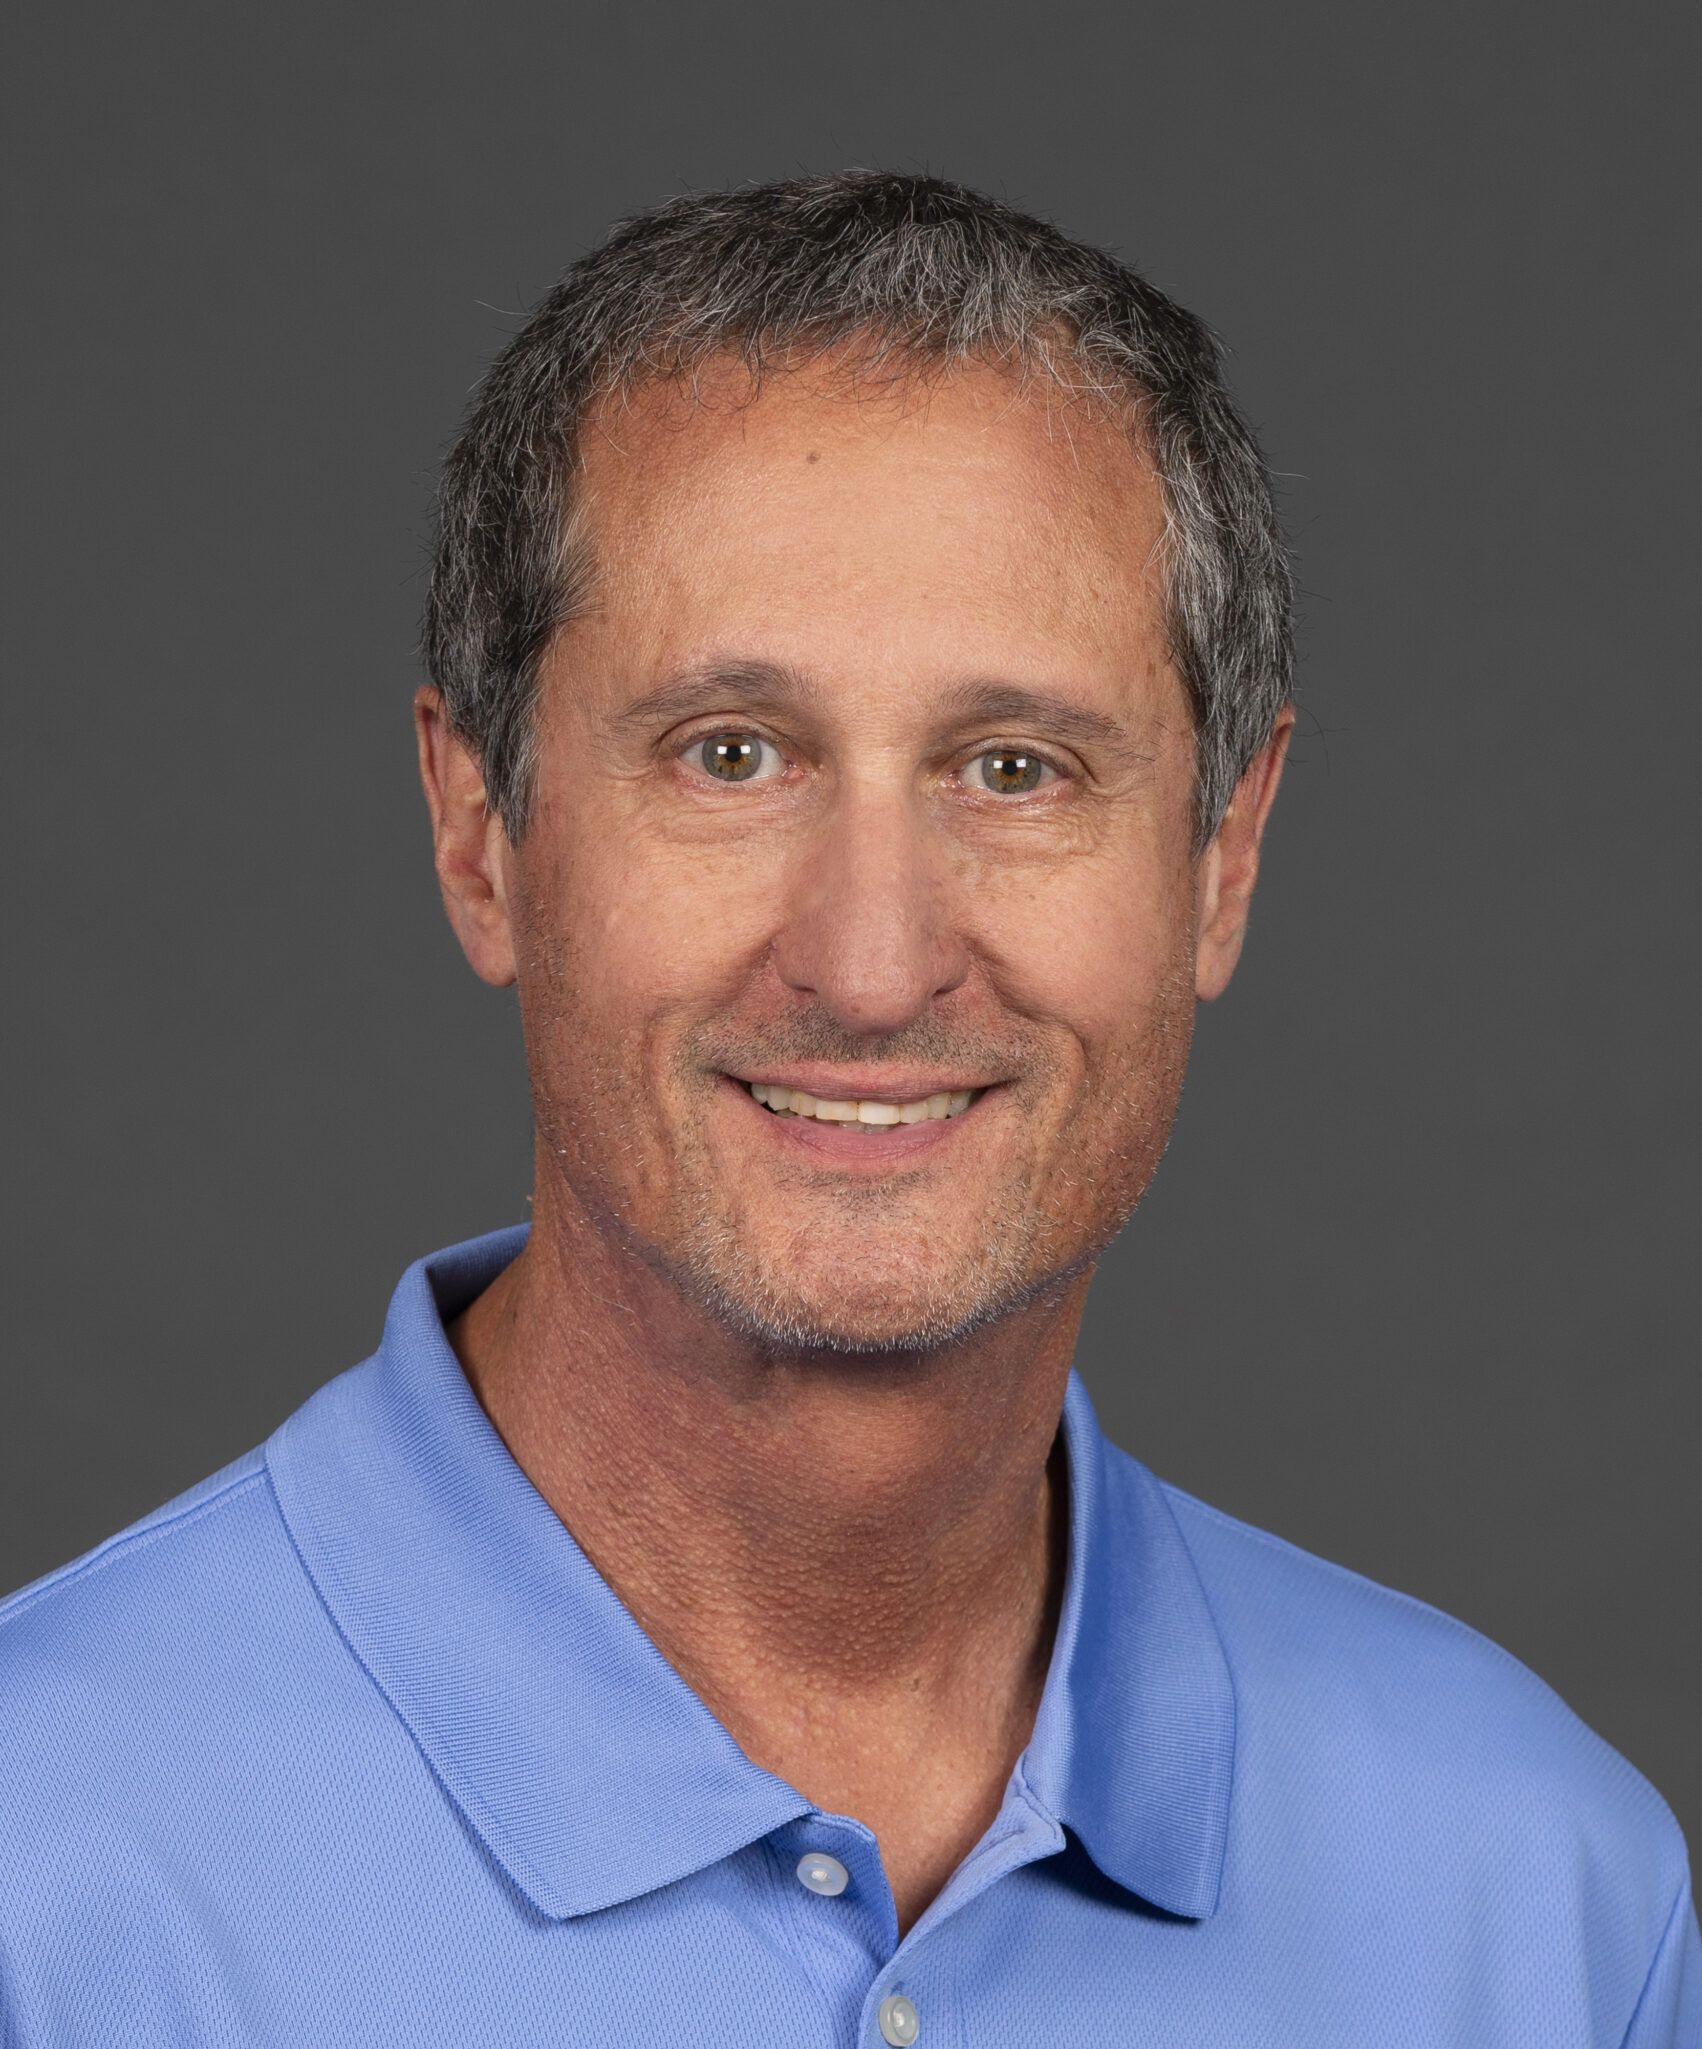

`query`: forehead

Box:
[566,351,1172,675]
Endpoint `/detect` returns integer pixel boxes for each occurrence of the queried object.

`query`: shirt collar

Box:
[1026,1354,1238,1918]
[266,1224,1235,1922]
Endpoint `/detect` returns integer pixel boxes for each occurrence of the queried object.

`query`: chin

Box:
[672,1231,1062,1357]
[718,1295,1002,1356]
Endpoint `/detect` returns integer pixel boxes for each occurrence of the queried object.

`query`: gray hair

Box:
[423,170,1294,856]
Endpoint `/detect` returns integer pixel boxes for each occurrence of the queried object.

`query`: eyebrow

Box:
[606,659,822,735]
[934,680,1151,762]
[607,659,1153,763]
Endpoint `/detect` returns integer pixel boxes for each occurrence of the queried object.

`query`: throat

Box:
[445,1204,1073,1808]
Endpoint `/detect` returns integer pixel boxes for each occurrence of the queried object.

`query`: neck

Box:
[445,1174,1087,1811]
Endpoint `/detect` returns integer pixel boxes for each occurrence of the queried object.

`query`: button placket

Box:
[766,1817,900,2047]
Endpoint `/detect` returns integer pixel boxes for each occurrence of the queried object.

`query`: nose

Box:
[769,782,970,1035]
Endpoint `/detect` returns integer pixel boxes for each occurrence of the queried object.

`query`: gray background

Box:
[5,2,1697,1855]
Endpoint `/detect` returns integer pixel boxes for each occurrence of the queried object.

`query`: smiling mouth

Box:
[739,1079,984,1128]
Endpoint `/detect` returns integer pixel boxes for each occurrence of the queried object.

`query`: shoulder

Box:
[0,1441,361,1887]
[0,1444,280,1681]
[1140,1454,1692,1920]
[0,1446,295,1761]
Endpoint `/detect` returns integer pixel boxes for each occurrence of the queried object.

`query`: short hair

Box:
[423,170,1294,857]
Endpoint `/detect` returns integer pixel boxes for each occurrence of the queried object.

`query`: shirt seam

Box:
[1161,1477,1577,1669]
[1615,1873,1694,2049]
[1160,1478,1691,1872]
[1007,1759,1068,1852]
[0,1467,267,1638]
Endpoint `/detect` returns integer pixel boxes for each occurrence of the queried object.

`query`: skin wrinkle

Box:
[415,349,1292,1936]
[426,187,1297,860]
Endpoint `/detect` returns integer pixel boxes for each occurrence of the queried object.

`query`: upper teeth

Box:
[748,1082,976,1124]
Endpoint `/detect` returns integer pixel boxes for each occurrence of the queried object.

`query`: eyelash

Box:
[675,729,1071,796]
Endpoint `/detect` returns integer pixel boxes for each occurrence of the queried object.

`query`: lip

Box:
[716,1071,1002,1166]
[729,1066,1006,1102]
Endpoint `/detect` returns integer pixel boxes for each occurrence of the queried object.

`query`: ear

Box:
[413,685,518,989]
[1193,704,1296,1003]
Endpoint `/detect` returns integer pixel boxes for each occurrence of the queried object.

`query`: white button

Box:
[795,1851,850,1896]
[878,1993,920,2045]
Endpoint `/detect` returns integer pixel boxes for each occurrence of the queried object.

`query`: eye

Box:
[962,747,1061,796]
[689,730,785,784]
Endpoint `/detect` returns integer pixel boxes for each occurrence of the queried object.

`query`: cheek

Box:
[960,839,1192,1049]
[544,813,785,1035]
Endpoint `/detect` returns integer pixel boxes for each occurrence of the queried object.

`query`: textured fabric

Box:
[1,1223,1695,2047]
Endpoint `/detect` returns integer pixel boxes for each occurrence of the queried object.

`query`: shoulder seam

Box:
[1158,1477,1689,1841]
[1160,1477,1548,1655]
[0,1468,268,1638]
[1616,1870,1697,2049]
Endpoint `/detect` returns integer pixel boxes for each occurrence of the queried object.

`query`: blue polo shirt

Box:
[1,1224,1695,2046]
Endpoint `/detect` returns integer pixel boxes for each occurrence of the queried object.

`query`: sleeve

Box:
[1617,1871,1702,2049]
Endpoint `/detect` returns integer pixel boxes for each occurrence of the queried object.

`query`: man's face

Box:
[490,356,1226,1352]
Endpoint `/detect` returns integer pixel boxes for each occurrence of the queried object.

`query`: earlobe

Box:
[1192,838,1225,956]
[413,686,520,990]
[1193,831,1244,1004]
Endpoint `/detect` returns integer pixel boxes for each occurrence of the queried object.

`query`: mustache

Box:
[692,1013,1038,1079]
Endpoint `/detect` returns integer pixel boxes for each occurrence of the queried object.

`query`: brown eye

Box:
[696,732,777,782]
[966,748,1053,795]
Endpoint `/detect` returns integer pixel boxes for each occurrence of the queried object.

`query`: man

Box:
[1,171,1694,2046]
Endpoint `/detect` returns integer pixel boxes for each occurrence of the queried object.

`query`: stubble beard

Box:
[520,937,1199,1363]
